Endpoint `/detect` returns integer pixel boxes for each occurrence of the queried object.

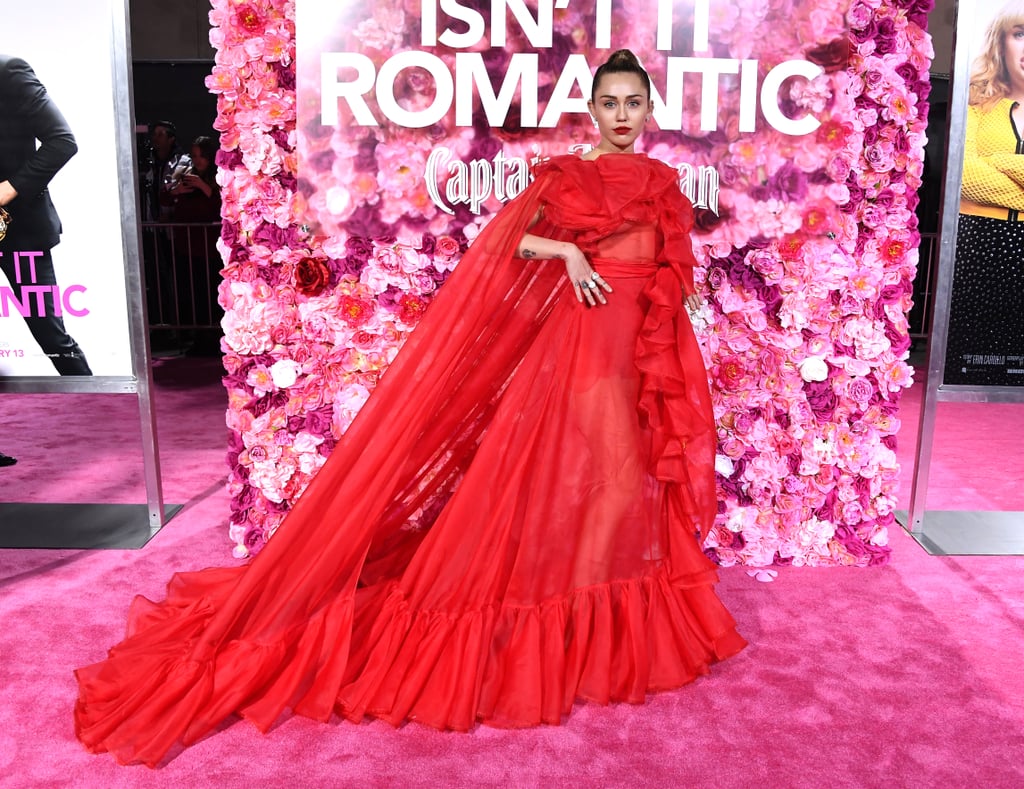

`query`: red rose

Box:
[398,293,428,323]
[294,256,331,297]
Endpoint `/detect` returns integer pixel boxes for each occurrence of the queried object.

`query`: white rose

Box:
[270,359,301,389]
[714,454,736,477]
[799,356,829,382]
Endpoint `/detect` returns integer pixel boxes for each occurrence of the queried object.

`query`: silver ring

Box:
[591,271,602,281]
[579,280,593,289]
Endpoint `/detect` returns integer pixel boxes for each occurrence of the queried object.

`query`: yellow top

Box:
[960,98,1024,219]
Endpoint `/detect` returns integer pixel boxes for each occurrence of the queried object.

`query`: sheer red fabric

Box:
[74,154,746,766]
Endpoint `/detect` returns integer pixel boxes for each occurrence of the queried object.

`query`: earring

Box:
[645,115,651,123]
[591,116,598,128]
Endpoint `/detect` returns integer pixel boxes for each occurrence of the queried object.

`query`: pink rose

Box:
[435,235,460,258]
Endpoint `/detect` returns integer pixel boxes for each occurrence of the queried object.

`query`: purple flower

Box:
[757,283,783,315]
[847,377,875,403]
[345,235,373,261]
[847,2,873,31]
[223,370,248,390]
[244,526,266,555]
[257,263,282,288]
[895,62,920,86]
[865,143,895,172]
[221,220,240,249]
[335,255,364,279]
[884,318,912,356]
[270,128,290,150]
[319,436,337,456]
[273,60,295,91]
[216,148,243,170]
[879,283,907,304]
[307,150,335,173]
[344,204,387,238]
[878,18,899,54]
[738,265,766,292]
[227,430,245,453]
[353,134,378,171]
[231,485,260,513]
[253,222,296,248]
[305,406,334,436]
[843,184,865,214]
[804,380,838,421]
[873,188,896,210]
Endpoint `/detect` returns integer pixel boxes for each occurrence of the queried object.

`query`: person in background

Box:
[167,135,222,336]
[141,120,189,222]
[168,135,220,223]
[141,120,191,347]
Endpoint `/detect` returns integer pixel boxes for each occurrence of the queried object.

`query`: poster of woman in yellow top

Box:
[946,0,1024,386]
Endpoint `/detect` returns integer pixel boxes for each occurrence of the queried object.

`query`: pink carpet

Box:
[1,357,1023,787]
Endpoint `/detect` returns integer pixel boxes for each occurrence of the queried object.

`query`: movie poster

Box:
[0,0,133,378]
[944,0,1024,387]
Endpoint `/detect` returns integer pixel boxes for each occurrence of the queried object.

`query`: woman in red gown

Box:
[74,50,745,766]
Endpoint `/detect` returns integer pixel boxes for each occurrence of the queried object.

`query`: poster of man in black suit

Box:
[0,54,91,376]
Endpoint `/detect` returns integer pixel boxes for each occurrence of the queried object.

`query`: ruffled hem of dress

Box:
[74,563,358,767]
[74,561,743,765]
[336,566,746,732]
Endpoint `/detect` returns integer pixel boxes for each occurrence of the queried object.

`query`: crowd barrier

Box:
[140,221,222,330]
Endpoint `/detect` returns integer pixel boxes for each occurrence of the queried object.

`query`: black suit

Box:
[0,55,91,375]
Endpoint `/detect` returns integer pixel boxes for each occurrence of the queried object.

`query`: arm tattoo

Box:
[521,248,536,259]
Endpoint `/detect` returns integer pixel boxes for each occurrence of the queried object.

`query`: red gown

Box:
[74,153,746,766]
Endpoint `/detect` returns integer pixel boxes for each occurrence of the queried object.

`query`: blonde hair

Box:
[970,0,1024,108]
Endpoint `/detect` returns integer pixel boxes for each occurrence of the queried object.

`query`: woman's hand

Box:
[559,242,613,307]
[684,293,702,313]
[516,233,612,307]
[181,174,212,197]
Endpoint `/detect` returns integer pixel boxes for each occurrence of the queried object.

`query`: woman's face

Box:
[1004,24,1024,91]
[190,146,211,175]
[588,72,652,154]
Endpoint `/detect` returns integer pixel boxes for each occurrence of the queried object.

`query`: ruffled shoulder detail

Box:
[531,154,698,278]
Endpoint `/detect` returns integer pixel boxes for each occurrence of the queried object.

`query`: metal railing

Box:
[140,221,222,330]
[909,231,938,342]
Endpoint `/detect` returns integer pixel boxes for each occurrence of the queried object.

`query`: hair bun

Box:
[591,48,651,101]
[606,49,642,68]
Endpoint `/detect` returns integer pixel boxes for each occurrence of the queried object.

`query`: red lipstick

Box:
[613,126,632,134]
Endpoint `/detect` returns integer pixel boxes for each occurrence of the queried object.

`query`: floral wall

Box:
[208,0,934,567]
